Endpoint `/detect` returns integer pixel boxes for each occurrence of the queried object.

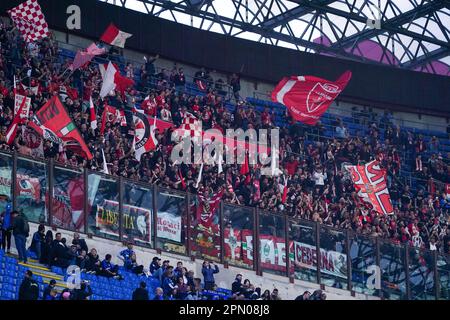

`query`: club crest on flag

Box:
[306,82,341,113]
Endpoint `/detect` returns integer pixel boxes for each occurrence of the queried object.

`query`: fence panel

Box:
[289,219,318,283]
[258,212,287,276]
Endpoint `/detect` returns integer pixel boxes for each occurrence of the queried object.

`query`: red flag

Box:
[5,96,27,145]
[196,189,224,228]
[271,70,352,125]
[100,62,134,98]
[345,160,393,215]
[100,23,132,48]
[179,169,186,190]
[28,96,93,160]
[195,79,207,91]
[240,153,249,175]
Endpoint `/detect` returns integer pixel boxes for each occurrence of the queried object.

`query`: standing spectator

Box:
[11,210,30,263]
[201,260,219,290]
[29,224,45,260]
[0,202,12,253]
[132,281,149,300]
[162,269,176,298]
[18,270,39,300]
[230,72,241,101]
[40,230,53,265]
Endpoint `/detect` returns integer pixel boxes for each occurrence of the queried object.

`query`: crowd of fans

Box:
[0,17,449,259]
[16,226,289,300]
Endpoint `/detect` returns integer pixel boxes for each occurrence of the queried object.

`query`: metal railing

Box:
[0,149,448,300]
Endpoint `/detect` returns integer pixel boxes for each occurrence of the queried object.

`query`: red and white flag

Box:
[8,0,49,42]
[71,43,106,70]
[196,189,224,228]
[99,105,127,135]
[89,96,97,130]
[133,111,158,161]
[100,23,132,48]
[6,97,27,145]
[345,160,394,215]
[271,70,352,125]
[195,79,207,91]
[21,83,39,95]
[100,61,135,98]
[14,94,31,119]
[174,113,202,143]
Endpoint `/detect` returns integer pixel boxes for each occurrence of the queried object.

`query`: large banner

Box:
[291,242,347,279]
[224,228,253,267]
[95,199,152,244]
[156,211,182,243]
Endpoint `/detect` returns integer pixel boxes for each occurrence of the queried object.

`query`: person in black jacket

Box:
[71,281,93,300]
[40,230,53,266]
[231,274,243,296]
[132,281,149,300]
[295,291,311,301]
[42,279,56,300]
[72,232,88,254]
[86,248,101,274]
[18,270,39,300]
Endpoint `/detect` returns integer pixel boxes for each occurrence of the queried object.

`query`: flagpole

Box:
[195,163,204,188]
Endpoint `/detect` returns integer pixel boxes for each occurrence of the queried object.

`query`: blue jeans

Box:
[15,234,27,263]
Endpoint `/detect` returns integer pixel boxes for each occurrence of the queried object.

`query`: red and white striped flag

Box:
[89,96,97,130]
[8,0,49,43]
[6,97,27,144]
[100,23,132,48]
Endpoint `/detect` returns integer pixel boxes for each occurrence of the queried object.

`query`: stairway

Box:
[7,254,69,293]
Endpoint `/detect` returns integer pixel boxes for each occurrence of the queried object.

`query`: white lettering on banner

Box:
[14,95,31,119]
[157,211,182,243]
[293,242,347,278]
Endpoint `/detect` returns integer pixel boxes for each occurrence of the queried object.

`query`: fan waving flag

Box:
[133,111,158,161]
[100,23,132,48]
[196,189,224,228]
[71,43,107,71]
[100,62,135,98]
[89,96,97,130]
[28,96,93,160]
[271,70,352,125]
[6,97,27,145]
[345,160,394,215]
[8,0,49,42]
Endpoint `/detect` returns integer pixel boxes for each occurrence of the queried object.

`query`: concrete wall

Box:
[13,222,379,300]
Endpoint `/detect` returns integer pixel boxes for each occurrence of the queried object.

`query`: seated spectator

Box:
[45,289,58,300]
[201,260,219,290]
[86,248,101,274]
[153,287,164,300]
[259,289,271,300]
[72,232,88,253]
[40,230,53,266]
[153,260,170,283]
[174,276,189,300]
[126,253,145,275]
[173,261,184,279]
[132,281,149,300]
[43,279,56,300]
[271,288,281,300]
[231,274,243,297]
[51,238,71,268]
[295,290,311,300]
[100,254,123,279]
[76,250,88,271]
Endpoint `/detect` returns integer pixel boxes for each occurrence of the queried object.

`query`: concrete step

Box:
[18,262,51,272]
[31,270,64,281]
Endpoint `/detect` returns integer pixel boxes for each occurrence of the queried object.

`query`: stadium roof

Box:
[100,0,450,76]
